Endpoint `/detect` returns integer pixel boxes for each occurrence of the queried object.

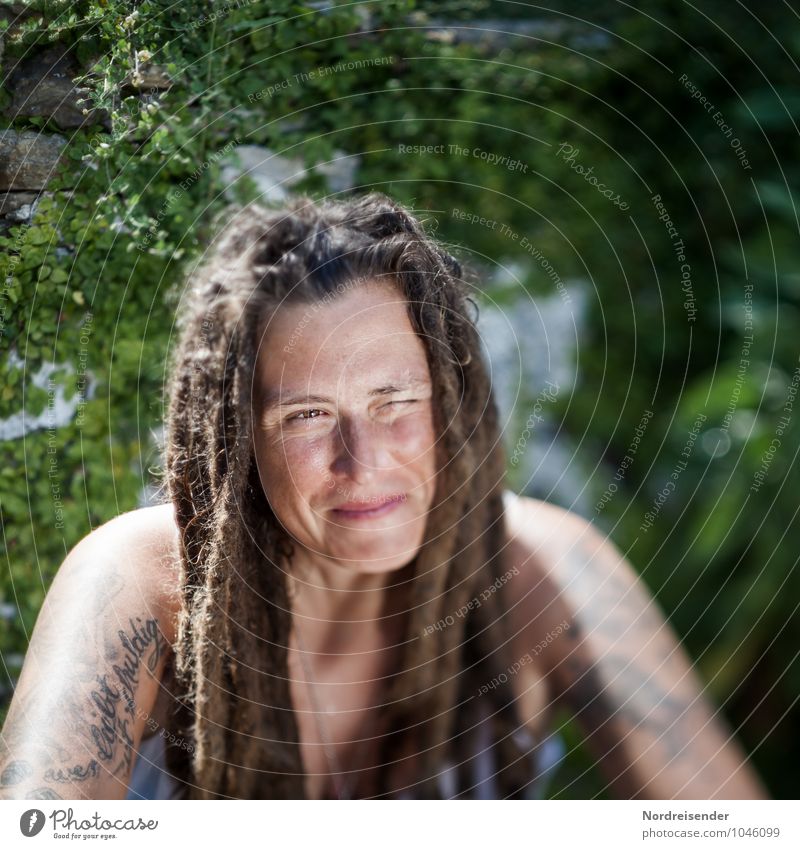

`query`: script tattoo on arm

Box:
[0,609,167,798]
[44,760,100,783]
[85,616,167,780]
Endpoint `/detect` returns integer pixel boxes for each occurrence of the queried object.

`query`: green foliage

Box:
[1,0,797,798]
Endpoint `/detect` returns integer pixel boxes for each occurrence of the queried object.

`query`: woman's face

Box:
[252,281,439,575]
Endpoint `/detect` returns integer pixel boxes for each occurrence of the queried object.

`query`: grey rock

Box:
[0,190,38,216]
[4,45,103,129]
[0,129,67,191]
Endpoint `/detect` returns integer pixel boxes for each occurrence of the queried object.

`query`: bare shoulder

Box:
[64,502,183,646]
[83,501,179,549]
[502,489,640,598]
[502,490,768,799]
[499,490,659,673]
[499,492,581,675]
[503,490,607,559]
[0,503,185,799]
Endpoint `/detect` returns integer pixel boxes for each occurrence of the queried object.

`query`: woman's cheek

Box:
[255,427,322,489]
[280,433,334,485]
[391,410,436,456]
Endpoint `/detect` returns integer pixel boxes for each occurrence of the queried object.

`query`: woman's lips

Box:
[330,494,407,520]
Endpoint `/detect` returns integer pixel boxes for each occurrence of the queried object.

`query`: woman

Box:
[0,193,766,800]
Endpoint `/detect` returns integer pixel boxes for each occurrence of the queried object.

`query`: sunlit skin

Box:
[251,280,439,624]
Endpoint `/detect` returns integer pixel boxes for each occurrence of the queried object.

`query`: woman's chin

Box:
[320,514,427,572]
[326,542,420,574]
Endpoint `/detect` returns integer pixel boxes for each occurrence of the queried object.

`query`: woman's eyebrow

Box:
[261,377,431,409]
[368,377,431,397]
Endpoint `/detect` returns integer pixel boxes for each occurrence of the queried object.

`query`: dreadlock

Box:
[161,191,539,798]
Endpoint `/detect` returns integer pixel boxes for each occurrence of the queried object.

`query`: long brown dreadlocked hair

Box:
[161,191,540,799]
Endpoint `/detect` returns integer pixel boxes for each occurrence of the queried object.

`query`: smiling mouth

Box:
[330,494,407,520]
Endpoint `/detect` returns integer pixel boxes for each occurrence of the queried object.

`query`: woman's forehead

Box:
[254,284,431,399]
[258,285,422,358]
[258,372,432,410]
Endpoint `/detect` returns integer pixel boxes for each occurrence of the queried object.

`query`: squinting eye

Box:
[289,409,325,422]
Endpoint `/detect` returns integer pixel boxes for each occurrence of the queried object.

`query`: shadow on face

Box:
[251,280,441,576]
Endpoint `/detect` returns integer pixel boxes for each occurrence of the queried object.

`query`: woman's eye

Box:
[285,400,421,423]
[383,399,417,410]
[289,408,325,422]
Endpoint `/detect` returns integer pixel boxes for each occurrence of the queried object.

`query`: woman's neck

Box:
[288,552,413,641]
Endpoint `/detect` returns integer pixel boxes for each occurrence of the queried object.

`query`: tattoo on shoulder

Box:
[26,786,63,799]
[560,540,721,768]
[0,759,33,787]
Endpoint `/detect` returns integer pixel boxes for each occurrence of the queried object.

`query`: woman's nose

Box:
[332,417,390,484]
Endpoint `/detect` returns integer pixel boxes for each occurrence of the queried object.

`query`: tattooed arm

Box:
[0,505,181,800]
[503,493,768,799]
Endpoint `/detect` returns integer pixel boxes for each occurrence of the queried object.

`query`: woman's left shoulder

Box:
[501,489,605,572]
[498,494,770,799]
[497,491,586,670]
[501,489,661,629]
[498,489,647,651]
